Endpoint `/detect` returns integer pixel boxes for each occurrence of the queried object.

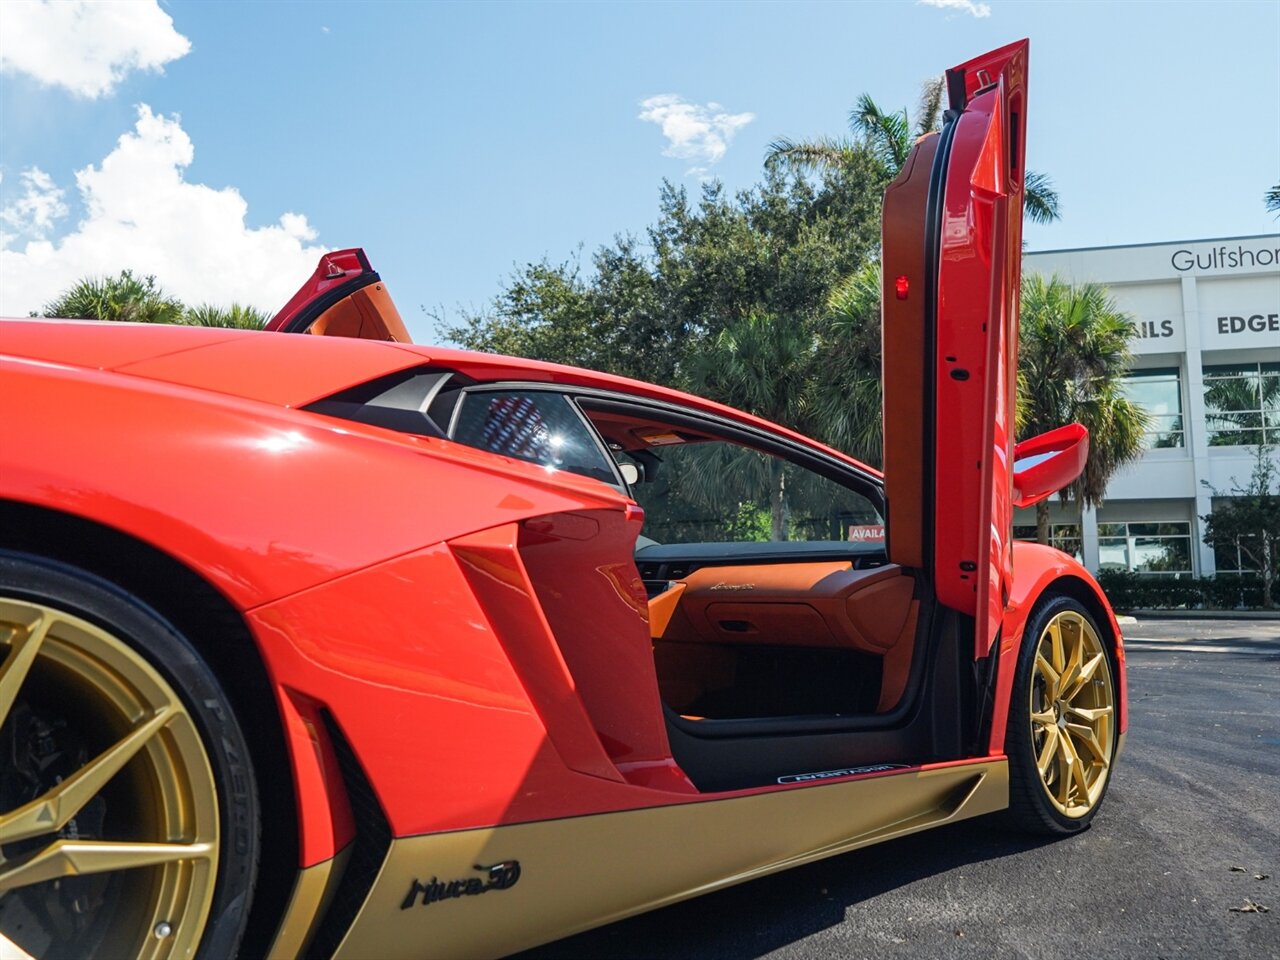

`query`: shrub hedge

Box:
[1095,570,1267,611]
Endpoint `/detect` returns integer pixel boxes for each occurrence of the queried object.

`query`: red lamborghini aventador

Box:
[0,40,1126,959]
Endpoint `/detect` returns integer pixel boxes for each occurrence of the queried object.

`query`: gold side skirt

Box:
[336,759,1008,960]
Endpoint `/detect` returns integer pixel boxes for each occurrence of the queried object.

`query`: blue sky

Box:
[2,0,1277,342]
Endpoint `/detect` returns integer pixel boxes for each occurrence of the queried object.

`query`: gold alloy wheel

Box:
[0,598,219,960]
[1029,609,1115,818]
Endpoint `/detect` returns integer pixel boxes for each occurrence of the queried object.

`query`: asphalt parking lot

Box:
[517,617,1279,960]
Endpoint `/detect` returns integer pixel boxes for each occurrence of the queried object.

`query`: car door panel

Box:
[882,40,1028,659]
[266,247,412,342]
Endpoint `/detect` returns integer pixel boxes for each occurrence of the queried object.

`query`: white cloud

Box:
[638,95,754,174]
[0,105,328,316]
[0,169,68,244]
[0,0,191,99]
[918,0,992,18]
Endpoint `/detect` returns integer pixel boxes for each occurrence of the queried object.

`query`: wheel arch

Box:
[0,498,298,957]
[994,543,1129,754]
[1037,573,1127,743]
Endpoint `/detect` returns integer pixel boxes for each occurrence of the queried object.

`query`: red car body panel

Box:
[1,317,247,370]
[249,535,707,862]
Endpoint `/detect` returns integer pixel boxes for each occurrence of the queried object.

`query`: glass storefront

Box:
[1098,521,1193,576]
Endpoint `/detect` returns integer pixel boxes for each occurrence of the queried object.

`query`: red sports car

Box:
[0,40,1125,960]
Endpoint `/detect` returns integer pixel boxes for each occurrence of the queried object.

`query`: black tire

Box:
[1005,593,1118,836]
[0,551,259,958]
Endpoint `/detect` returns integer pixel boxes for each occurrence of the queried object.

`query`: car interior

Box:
[572,399,983,791]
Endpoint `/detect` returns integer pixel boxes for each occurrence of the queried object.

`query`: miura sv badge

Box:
[400,861,522,909]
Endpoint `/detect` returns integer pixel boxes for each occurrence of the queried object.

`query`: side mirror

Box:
[1012,424,1089,509]
[619,462,641,486]
[627,449,662,483]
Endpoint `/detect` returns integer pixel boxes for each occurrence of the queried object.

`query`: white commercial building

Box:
[1019,234,1280,579]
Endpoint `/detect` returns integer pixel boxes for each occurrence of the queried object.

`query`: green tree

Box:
[1200,444,1280,608]
[1017,274,1149,543]
[437,255,601,366]
[767,78,1062,225]
[40,270,184,324]
[444,166,884,396]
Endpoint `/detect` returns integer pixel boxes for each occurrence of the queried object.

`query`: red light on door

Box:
[895,275,910,300]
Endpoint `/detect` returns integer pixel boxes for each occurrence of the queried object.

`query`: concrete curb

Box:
[1125,608,1280,621]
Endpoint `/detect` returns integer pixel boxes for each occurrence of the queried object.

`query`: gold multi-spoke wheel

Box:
[0,554,257,959]
[1029,609,1115,818]
[1006,596,1117,834]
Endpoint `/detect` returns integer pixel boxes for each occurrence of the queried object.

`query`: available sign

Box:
[848,524,885,544]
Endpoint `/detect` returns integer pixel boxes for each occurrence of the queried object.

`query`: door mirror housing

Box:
[1012,424,1089,509]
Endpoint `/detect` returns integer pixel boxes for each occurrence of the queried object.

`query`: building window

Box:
[1013,523,1082,562]
[1097,521,1193,576]
[1212,537,1257,575]
[1122,368,1184,449]
[1203,361,1280,446]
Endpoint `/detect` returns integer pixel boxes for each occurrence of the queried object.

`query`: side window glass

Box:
[618,439,882,546]
[451,390,617,485]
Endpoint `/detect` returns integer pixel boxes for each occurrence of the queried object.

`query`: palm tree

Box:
[40,273,272,330]
[184,303,271,329]
[768,77,1062,225]
[1017,274,1149,543]
[684,312,816,540]
[40,270,184,324]
[807,260,884,467]
[1267,183,1280,216]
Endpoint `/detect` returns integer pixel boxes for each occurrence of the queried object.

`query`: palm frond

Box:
[1024,170,1061,225]
[851,94,911,170]
[765,136,860,174]
[915,76,945,137]
[41,270,184,323]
